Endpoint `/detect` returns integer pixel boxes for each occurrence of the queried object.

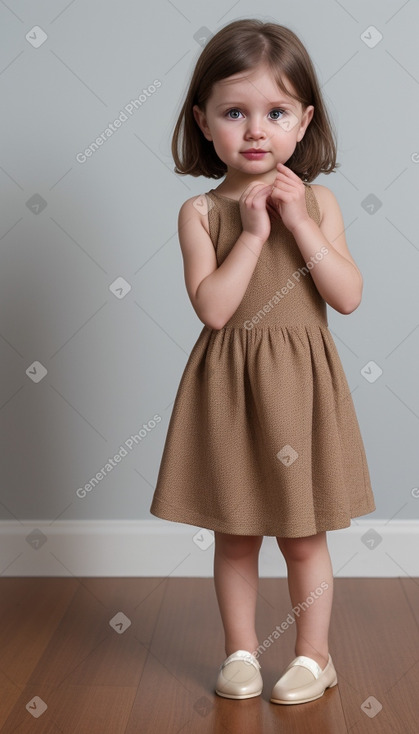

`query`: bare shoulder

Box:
[179,193,211,235]
[178,195,201,223]
[309,184,341,223]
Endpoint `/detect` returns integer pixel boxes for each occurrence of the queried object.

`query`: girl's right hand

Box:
[239,181,273,244]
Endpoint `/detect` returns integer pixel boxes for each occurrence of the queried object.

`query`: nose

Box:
[244,116,267,141]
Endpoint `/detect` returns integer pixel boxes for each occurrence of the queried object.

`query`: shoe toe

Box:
[215,650,263,699]
[270,655,338,704]
[271,665,315,700]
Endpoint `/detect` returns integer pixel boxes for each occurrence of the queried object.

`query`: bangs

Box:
[202,45,309,111]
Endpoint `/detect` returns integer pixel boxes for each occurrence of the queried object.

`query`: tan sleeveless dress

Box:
[150,184,376,537]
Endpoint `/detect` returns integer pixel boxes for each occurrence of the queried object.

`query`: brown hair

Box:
[172,19,338,182]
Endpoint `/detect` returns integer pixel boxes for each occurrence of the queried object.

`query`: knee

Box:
[214,532,263,560]
[276,532,325,563]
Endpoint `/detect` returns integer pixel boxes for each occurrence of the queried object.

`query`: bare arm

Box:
[178,182,273,330]
[270,164,363,314]
[291,185,363,314]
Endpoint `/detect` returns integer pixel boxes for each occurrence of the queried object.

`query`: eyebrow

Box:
[215,100,297,109]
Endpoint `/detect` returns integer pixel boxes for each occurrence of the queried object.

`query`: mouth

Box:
[241,149,269,159]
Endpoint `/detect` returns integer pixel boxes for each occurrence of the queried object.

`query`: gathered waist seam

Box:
[204,323,329,332]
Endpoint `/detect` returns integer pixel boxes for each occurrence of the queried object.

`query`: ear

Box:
[296,105,314,142]
[193,104,213,141]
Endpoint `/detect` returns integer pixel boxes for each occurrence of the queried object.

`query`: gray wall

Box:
[0,0,418,525]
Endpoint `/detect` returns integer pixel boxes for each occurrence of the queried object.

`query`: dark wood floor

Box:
[0,577,417,733]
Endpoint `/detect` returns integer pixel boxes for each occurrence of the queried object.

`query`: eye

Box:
[226,108,243,119]
[269,109,286,120]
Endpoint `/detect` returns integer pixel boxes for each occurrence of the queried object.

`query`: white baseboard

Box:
[0,519,417,578]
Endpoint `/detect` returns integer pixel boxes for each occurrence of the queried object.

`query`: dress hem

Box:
[150,496,377,539]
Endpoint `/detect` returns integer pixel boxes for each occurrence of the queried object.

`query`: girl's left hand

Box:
[267,163,311,234]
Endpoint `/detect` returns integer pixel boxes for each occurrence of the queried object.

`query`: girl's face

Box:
[193,63,314,183]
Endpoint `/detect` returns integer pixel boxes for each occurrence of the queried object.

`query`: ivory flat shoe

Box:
[270,654,337,705]
[215,650,263,699]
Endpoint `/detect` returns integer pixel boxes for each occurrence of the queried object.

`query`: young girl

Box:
[150,18,376,705]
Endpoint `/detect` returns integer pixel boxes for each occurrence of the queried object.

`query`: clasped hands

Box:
[266,163,310,233]
[239,162,311,243]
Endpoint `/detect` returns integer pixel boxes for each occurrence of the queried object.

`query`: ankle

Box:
[295,648,329,669]
[225,639,259,658]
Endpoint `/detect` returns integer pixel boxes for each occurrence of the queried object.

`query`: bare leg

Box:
[213,532,263,657]
[276,531,334,670]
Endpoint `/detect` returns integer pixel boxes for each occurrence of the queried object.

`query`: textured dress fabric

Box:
[150,184,376,537]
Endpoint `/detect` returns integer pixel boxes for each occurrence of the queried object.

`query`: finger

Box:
[240,181,263,205]
[271,181,295,197]
[242,180,270,196]
[253,183,274,199]
[276,162,298,179]
[272,175,303,193]
[274,176,304,195]
[244,183,273,207]
[251,187,275,209]
[247,181,273,197]
[273,171,300,186]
